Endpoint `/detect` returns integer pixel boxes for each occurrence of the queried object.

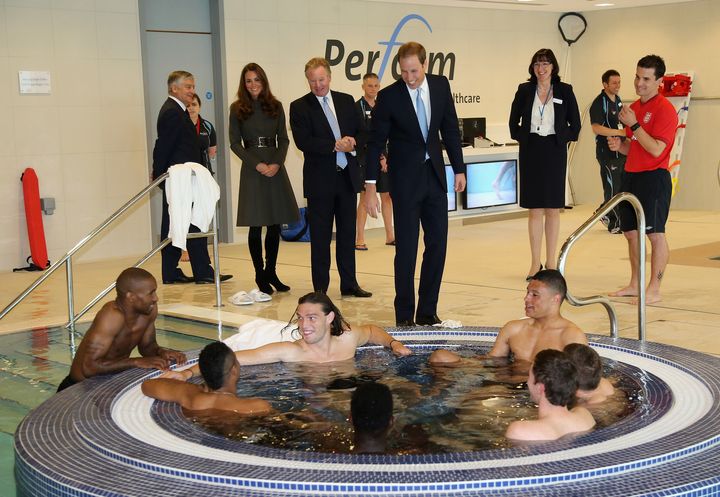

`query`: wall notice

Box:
[19,71,51,94]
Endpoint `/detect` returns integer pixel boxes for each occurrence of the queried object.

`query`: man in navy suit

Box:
[365,42,465,326]
[289,58,371,297]
[152,70,231,285]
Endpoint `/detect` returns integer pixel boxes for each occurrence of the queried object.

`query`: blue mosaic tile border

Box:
[14,327,720,496]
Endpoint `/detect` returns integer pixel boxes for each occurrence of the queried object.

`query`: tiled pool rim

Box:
[14,328,720,496]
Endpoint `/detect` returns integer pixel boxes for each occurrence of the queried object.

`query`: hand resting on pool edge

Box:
[162,292,411,382]
[142,341,271,415]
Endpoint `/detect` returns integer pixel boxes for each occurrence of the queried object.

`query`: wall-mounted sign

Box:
[19,71,51,94]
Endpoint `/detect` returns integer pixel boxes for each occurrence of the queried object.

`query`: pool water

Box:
[0,316,225,497]
[184,347,644,454]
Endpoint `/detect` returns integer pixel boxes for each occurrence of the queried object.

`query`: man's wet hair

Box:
[199,342,235,391]
[285,292,351,337]
[602,69,620,84]
[116,267,155,298]
[637,54,666,79]
[351,382,393,435]
[532,349,578,407]
[530,269,567,301]
[564,343,602,391]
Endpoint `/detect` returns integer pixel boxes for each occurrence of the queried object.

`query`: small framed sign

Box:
[19,71,52,94]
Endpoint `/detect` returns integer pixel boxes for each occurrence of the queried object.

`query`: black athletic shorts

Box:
[619,168,671,234]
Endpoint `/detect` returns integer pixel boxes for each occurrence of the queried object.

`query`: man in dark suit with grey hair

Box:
[152,70,230,285]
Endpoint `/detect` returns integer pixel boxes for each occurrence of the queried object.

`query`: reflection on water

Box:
[190,347,642,454]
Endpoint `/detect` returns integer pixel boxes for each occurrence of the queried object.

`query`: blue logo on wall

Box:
[376,14,432,81]
[325,14,455,82]
[205,91,213,100]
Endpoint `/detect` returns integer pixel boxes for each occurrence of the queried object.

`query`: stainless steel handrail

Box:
[0,172,224,330]
[557,192,647,341]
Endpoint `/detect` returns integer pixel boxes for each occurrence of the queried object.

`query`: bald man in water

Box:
[57,267,186,392]
[430,270,587,365]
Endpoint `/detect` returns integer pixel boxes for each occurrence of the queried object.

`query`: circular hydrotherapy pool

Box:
[14,328,720,496]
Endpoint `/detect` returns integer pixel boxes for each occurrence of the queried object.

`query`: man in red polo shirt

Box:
[607,54,678,304]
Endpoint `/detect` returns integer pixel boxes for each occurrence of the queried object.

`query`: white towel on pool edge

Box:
[222,318,296,351]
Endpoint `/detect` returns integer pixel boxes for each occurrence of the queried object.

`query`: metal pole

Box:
[66,258,75,332]
[212,205,222,308]
[635,202,647,342]
[557,192,647,341]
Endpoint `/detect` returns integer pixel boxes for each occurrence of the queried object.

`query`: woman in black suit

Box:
[509,48,581,280]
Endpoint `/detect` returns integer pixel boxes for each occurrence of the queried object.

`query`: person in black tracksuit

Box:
[589,69,627,233]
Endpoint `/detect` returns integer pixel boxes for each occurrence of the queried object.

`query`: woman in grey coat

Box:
[230,63,299,294]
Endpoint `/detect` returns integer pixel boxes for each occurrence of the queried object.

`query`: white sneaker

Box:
[249,288,272,302]
[228,291,254,306]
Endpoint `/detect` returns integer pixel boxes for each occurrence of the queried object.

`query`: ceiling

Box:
[367,0,699,13]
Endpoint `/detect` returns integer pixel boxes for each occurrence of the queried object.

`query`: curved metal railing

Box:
[0,172,223,330]
[557,192,647,341]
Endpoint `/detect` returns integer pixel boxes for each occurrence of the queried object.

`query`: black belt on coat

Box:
[243,136,276,148]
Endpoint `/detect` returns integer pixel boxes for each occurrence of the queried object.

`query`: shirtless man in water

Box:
[429,270,587,364]
[505,349,595,441]
[165,292,412,382]
[142,341,270,414]
[57,268,186,392]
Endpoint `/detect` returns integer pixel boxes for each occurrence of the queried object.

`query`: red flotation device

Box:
[16,168,50,271]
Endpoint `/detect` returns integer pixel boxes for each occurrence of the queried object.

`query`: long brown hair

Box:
[230,63,281,121]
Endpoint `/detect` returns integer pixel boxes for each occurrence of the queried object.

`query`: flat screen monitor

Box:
[445,165,457,212]
[461,117,486,146]
[462,160,517,209]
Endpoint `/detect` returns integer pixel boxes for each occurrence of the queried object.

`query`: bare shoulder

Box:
[561,320,588,345]
[86,302,126,338]
[501,319,529,337]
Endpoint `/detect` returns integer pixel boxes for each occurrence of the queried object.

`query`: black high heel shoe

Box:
[525,264,543,282]
[265,270,290,292]
[255,272,274,295]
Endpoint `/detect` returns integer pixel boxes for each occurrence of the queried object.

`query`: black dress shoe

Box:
[396,319,416,327]
[163,274,194,284]
[195,274,233,284]
[416,314,441,326]
[340,286,372,298]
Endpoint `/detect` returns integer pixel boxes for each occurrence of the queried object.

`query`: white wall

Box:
[0,0,150,272]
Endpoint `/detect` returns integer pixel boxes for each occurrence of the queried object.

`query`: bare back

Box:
[507,405,595,441]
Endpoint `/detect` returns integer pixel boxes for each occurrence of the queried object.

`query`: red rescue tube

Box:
[21,168,49,270]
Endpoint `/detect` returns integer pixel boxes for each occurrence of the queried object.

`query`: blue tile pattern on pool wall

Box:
[13,327,720,496]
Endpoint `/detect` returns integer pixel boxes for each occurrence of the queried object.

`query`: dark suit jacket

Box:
[366,74,465,191]
[152,97,202,180]
[509,81,581,146]
[289,91,362,198]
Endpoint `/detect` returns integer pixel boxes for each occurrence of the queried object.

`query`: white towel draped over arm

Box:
[165,162,220,250]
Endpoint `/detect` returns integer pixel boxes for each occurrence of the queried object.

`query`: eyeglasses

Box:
[533,62,552,68]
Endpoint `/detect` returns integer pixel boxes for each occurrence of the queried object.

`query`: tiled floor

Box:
[1,204,719,356]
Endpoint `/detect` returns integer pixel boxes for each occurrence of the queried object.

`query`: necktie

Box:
[322,96,347,169]
[416,88,428,142]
